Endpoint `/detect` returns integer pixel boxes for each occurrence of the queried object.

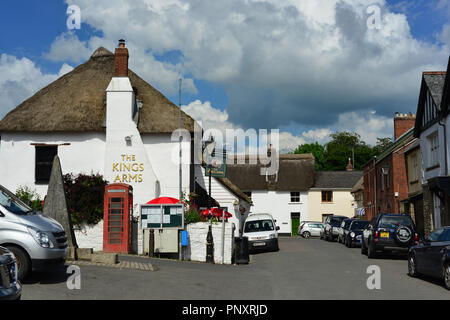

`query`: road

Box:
[21,237,450,300]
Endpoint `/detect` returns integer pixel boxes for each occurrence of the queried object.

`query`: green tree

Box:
[323,131,376,171]
[293,142,325,170]
[373,137,393,155]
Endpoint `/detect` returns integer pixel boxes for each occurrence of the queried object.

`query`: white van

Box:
[0,184,69,280]
[243,213,280,252]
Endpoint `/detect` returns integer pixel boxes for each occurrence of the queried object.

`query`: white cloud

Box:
[0,54,71,119]
[59,0,447,132]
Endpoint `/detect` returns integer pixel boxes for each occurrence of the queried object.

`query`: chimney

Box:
[394,112,415,140]
[346,158,354,171]
[114,39,129,77]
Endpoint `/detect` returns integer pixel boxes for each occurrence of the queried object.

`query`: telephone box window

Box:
[35,146,58,184]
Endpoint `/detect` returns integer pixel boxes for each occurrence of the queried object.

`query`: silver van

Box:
[0,184,69,280]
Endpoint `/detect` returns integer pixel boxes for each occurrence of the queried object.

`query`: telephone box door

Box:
[103,184,133,253]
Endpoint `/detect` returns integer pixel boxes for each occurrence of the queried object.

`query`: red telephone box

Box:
[103,184,133,253]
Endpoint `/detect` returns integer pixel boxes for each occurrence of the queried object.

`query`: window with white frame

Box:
[428,132,439,168]
[290,192,300,203]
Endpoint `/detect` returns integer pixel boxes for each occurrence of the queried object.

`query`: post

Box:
[221,208,225,264]
[179,79,183,203]
[206,165,214,263]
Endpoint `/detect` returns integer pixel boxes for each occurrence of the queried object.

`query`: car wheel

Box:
[361,239,368,255]
[6,246,31,281]
[303,231,311,239]
[367,242,376,259]
[408,254,418,278]
[443,263,450,290]
[274,240,280,252]
[348,237,354,248]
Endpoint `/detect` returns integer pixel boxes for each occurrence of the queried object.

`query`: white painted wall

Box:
[420,123,446,181]
[0,132,106,197]
[247,190,308,235]
[195,166,250,237]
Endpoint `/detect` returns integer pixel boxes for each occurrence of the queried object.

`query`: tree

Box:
[373,137,393,155]
[293,142,325,170]
[323,131,376,171]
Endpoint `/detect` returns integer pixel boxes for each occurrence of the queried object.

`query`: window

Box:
[35,146,58,183]
[428,132,439,168]
[321,191,333,203]
[322,214,333,223]
[290,192,300,203]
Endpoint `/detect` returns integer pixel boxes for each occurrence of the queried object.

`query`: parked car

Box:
[323,215,347,242]
[344,220,369,248]
[0,246,21,300]
[337,218,354,244]
[361,214,418,258]
[0,184,69,281]
[243,213,280,253]
[408,227,450,290]
[299,222,323,239]
[297,221,316,235]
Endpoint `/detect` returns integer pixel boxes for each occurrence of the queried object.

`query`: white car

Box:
[299,222,323,238]
[243,213,280,252]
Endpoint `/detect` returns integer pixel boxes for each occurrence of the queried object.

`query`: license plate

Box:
[253,242,266,247]
[381,232,390,238]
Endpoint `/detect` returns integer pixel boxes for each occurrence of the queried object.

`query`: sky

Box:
[0,0,449,153]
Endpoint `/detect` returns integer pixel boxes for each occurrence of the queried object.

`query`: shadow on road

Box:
[22,265,69,285]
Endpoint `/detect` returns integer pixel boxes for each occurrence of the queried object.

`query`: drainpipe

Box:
[373,156,377,218]
[438,119,448,176]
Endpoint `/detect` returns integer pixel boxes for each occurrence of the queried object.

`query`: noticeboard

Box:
[141,204,184,229]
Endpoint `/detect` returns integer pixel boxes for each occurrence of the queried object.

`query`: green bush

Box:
[15,186,43,212]
[63,173,108,227]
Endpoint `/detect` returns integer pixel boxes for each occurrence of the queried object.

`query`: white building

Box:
[225,154,315,236]
[0,42,250,253]
[413,60,450,233]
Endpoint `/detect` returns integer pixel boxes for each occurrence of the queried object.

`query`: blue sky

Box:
[1,0,449,150]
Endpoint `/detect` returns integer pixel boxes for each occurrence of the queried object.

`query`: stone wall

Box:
[74,222,104,252]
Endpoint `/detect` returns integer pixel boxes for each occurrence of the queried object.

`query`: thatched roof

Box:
[226,154,315,191]
[0,47,195,133]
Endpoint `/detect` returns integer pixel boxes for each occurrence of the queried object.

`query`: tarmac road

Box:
[21,237,450,300]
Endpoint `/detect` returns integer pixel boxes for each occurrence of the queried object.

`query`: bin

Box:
[235,236,249,265]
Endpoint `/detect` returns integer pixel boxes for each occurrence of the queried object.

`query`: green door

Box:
[291,213,300,236]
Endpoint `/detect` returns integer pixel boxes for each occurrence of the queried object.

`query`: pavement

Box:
[20,237,450,300]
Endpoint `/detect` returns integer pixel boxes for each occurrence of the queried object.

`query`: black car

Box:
[0,246,22,300]
[408,227,450,290]
[361,214,418,258]
[344,220,369,248]
[337,218,354,244]
[323,215,347,242]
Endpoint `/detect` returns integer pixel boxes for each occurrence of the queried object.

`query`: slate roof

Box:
[226,154,315,192]
[423,72,446,108]
[311,171,363,190]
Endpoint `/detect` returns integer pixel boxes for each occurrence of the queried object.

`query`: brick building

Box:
[363,113,416,221]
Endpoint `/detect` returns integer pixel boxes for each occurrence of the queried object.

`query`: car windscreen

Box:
[378,216,414,229]
[330,218,343,226]
[350,221,369,230]
[344,219,353,228]
[245,220,274,233]
[0,185,32,215]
